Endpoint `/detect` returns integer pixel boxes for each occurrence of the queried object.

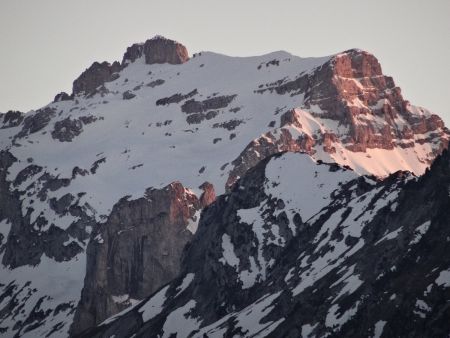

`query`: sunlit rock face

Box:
[122,35,189,65]
[70,182,202,335]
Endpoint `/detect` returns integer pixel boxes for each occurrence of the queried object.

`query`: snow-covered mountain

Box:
[84,149,450,338]
[0,36,448,337]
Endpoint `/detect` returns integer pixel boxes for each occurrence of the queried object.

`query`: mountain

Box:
[83,149,450,338]
[0,36,448,337]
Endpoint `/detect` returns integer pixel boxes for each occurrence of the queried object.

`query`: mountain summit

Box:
[0,37,448,337]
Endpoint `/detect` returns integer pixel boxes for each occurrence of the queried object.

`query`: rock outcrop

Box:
[0,110,24,129]
[122,36,189,65]
[143,36,189,65]
[15,107,56,139]
[72,61,121,96]
[53,91,73,102]
[70,182,202,335]
[199,181,216,207]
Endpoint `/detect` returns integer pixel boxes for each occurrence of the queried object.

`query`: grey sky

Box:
[1,0,449,124]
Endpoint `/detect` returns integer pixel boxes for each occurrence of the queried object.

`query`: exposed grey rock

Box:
[70,182,202,335]
[13,164,43,187]
[155,89,197,106]
[122,91,136,100]
[185,113,203,124]
[72,61,121,96]
[90,158,106,174]
[185,109,219,125]
[0,110,24,129]
[15,107,56,139]
[181,95,237,114]
[121,43,144,64]
[71,167,89,179]
[49,193,75,215]
[35,173,71,202]
[146,79,165,88]
[53,92,73,103]
[51,117,83,142]
[213,119,244,131]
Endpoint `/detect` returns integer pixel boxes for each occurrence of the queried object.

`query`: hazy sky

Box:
[1,0,449,124]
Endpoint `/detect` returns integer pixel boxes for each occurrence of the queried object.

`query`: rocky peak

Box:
[71,36,188,97]
[72,61,121,96]
[121,43,144,64]
[53,91,73,103]
[305,48,402,120]
[302,49,449,153]
[332,48,383,78]
[122,35,189,65]
[0,110,24,129]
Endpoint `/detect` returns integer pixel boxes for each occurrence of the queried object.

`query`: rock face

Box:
[51,115,98,142]
[53,91,72,102]
[309,49,446,153]
[86,150,450,338]
[122,36,189,65]
[0,110,24,129]
[143,36,189,65]
[293,50,445,153]
[70,182,202,335]
[227,109,315,189]
[72,61,121,96]
[199,181,216,207]
[15,107,55,139]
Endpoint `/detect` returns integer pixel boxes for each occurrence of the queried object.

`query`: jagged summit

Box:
[65,36,189,97]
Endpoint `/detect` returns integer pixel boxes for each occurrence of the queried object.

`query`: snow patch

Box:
[373,320,387,338]
[409,221,431,245]
[435,269,450,287]
[139,285,169,322]
[161,300,202,338]
[219,234,240,269]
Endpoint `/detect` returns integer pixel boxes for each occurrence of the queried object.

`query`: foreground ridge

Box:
[87,150,450,338]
